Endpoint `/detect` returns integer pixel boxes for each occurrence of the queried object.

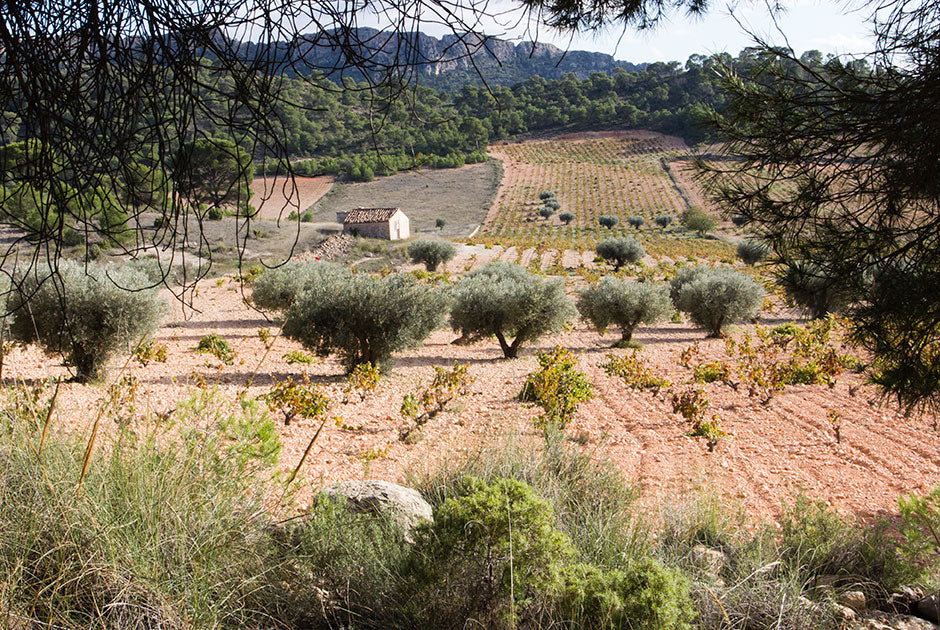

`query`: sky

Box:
[437,0,877,64]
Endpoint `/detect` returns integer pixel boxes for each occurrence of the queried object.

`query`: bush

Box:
[544,198,561,211]
[737,239,771,266]
[539,206,555,219]
[283,271,448,372]
[251,261,350,311]
[595,237,645,271]
[519,347,593,432]
[675,268,765,337]
[206,206,224,220]
[449,262,576,358]
[435,218,446,231]
[627,215,645,228]
[777,260,850,319]
[598,215,619,229]
[407,239,456,271]
[600,351,671,392]
[680,208,718,235]
[578,278,672,345]
[539,190,556,200]
[406,476,574,626]
[195,333,235,365]
[559,211,575,225]
[555,559,692,630]
[656,213,674,228]
[7,260,165,381]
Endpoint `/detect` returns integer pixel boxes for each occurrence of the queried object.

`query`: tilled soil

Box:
[6,279,938,521]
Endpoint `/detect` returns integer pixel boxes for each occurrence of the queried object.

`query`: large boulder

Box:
[321,480,433,534]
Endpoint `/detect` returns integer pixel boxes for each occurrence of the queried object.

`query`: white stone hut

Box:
[336,207,410,240]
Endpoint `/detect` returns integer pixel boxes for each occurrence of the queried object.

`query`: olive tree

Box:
[675,268,764,337]
[596,237,645,271]
[655,214,673,228]
[449,262,575,358]
[283,271,447,372]
[680,208,717,236]
[627,215,645,228]
[578,278,672,346]
[407,239,457,271]
[777,261,850,319]
[7,260,166,381]
[669,264,712,305]
[251,261,352,311]
[737,239,770,266]
[559,212,575,225]
[598,215,619,229]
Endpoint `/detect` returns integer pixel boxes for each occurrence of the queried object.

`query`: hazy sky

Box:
[459,0,876,63]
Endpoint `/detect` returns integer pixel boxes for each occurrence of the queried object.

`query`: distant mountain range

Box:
[234,28,646,92]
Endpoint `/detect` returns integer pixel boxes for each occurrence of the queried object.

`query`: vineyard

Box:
[480,130,734,262]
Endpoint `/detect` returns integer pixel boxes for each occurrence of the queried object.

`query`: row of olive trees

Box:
[0,257,765,382]
[253,260,765,373]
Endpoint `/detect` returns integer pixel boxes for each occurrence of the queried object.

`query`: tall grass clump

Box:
[7,260,165,381]
[0,387,281,628]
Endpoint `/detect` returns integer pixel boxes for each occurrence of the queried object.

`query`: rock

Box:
[833,603,859,623]
[852,611,938,630]
[840,590,868,613]
[690,544,727,575]
[321,480,433,534]
[887,587,926,614]
[915,594,940,624]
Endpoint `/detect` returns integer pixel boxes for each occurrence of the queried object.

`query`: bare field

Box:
[10,278,939,523]
[307,161,502,237]
[250,175,335,220]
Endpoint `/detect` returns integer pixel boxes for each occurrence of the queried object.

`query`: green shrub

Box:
[435,217,447,230]
[544,198,561,211]
[251,261,350,311]
[519,346,593,432]
[7,260,165,381]
[656,213,674,228]
[598,215,619,229]
[449,261,575,358]
[283,271,447,372]
[195,332,235,364]
[898,484,940,581]
[595,237,645,271]
[406,476,574,626]
[777,260,850,319]
[627,215,645,228]
[539,190,556,200]
[737,239,771,265]
[693,360,732,383]
[554,559,692,630]
[600,351,671,392]
[680,207,718,236]
[206,206,224,220]
[578,278,672,345]
[559,211,575,225]
[407,239,456,271]
[539,206,555,219]
[675,268,765,337]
